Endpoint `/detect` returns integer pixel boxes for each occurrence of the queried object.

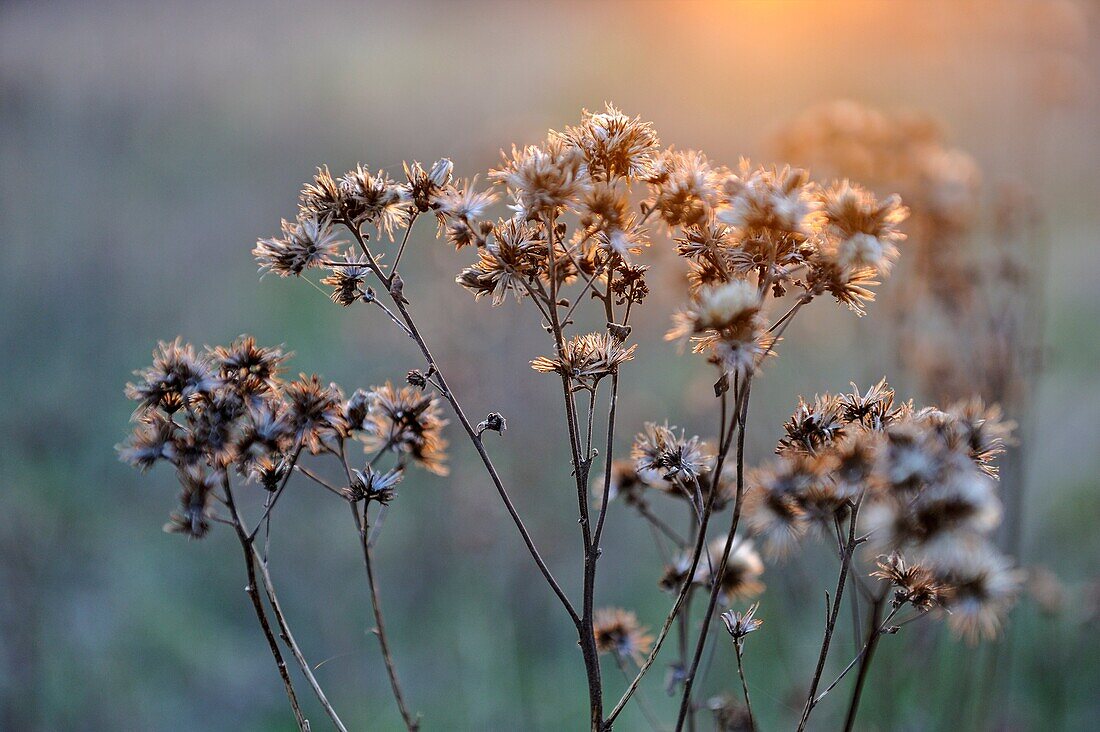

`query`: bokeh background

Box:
[2,0,1098,729]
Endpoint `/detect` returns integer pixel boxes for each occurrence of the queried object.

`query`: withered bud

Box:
[606,322,632,341]
[477,412,507,436]
[407,370,427,389]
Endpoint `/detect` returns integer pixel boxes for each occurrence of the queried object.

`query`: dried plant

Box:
[120,104,1024,730]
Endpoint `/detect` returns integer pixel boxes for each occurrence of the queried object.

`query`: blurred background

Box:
[2,0,1098,729]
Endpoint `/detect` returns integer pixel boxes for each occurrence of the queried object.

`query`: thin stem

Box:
[633,500,687,548]
[604,399,741,728]
[295,464,347,498]
[253,548,351,732]
[547,210,604,730]
[351,501,419,730]
[795,498,863,731]
[614,655,663,732]
[247,444,304,542]
[389,216,418,277]
[674,377,752,730]
[815,602,902,706]
[592,373,619,551]
[734,641,757,731]
[842,595,887,731]
[222,478,308,731]
[343,219,580,628]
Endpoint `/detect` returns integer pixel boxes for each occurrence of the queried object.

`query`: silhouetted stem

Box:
[253,548,350,732]
[734,641,756,731]
[345,219,580,629]
[795,499,863,731]
[352,501,419,731]
[221,477,308,731]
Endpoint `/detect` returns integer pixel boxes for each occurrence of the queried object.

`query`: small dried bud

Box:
[406,370,427,389]
[389,273,407,303]
[477,412,507,436]
[606,322,632,341]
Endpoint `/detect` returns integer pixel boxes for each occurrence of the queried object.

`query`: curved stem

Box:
[352,501,419,730]
[604,397,741,728]
[252,548,350,732]
[223,479,308,731]
[546,210,604,730]
[795,498,863,731]
[675,378,753,730]
[734,641,757,731]
[345,219,580,628]
[842,595,888,731]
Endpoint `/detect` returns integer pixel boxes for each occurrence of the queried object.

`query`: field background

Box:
[2,1,1098,729]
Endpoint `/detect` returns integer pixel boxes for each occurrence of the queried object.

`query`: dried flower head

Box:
[631,422,713,483]
[163,465,219,539]
[360,382,449,475]
[254,216,344,278]
[777,394,845,455]
[284,374,348,453]
[346,466,403,504]
[720,602,764,640]
[592,608,654,664]
[935,543,1023,643]
[645,148,719,228]
[211,336,288,402]
[705,538,766,605]
[492,138,590,218]
[871,552,949,611]
[553,103,661,181]
[340,164,406,238]
[125,339,221,415]
[320,250,372,306]
[530,331,636,384]
[816,180,907,275]
[666,280,770,376]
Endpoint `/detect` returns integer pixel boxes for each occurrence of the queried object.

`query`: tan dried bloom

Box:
[125,338,221,415]
[592,608,654,664]
[163,465,219,539]
[667,280,771,376]
[717,163,818,239]
[552,103,661,181]
[816,180,907,276]
[284,374,348,454]
[934,543,1023,643]
[777,394,845,455]
[720,602,764,640]
[360,381,449,475]
[299,165,348,223]
[705,538,766,605]
[575,179,647,256]
[340,164,406,238]
[455,218,545,305]
[253,215,344,278]
[320,250,372,306]
[631,421,713,483]
[871,552,949,611]
[645,148,719,228]
[210,336,288,402]
[530,331,636,383]
[492,138,590,218]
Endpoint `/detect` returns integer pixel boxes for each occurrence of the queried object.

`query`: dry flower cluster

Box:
[121,104,1024,730]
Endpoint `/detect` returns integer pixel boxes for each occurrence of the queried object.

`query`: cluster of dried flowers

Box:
[121,104,1023,731]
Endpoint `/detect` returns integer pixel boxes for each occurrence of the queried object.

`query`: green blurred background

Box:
[1,0,1098,729]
